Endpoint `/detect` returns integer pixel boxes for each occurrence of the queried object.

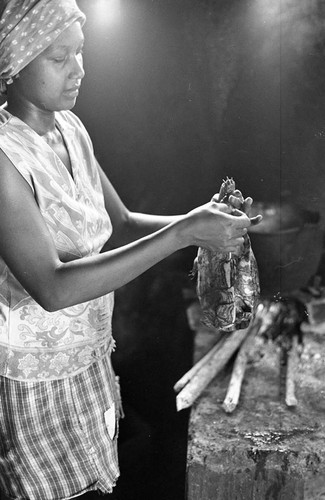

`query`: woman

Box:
[0,1,259,499]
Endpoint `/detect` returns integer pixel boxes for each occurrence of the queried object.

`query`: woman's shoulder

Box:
[0,105,13,130]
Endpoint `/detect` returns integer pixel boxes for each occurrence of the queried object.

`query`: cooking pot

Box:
[248,202,324,296]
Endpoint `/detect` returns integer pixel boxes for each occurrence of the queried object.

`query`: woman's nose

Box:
[69,55,85,80]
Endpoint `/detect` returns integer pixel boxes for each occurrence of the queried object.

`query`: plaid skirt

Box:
[0,353,122,500]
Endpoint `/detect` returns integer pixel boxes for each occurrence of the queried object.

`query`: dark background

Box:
[72,1,325,498]
[76,0,325,219]
[2,1,325,499]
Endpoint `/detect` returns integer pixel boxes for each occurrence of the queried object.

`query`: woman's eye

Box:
[53,56,66,63]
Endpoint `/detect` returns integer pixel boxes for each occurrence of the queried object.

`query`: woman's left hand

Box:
[212,190,262,226]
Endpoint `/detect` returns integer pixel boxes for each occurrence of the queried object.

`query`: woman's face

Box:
[12,21,85,112]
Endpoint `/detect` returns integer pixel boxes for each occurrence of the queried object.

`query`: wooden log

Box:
[187,330,325,500]
[285,334,299,407]
[222,319,262,413]
[176,327,249,411]
[173,334,226,393]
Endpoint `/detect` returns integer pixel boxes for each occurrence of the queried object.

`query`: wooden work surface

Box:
[186,324,325,500]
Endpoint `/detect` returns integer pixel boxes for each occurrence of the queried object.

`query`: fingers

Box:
[228,194,242,210]
[227,207,263,227]
[250,214,263,226]
[224,236,245,253]
[230,208,246,218]
[229,236,245,247]
[233,189,243,198]
[229,196,252,214]
[211,193,220,202]
[242,197,253,214]
[214,202,232,214]
[209,199,262,245]
[225,246,241,253]
[235,227,247,238]
[241,196,263,226]
[229,209,250,226]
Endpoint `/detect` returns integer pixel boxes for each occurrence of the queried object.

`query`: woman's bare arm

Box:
[97,163,261,249]
[0,152,250,312]
[97,164,181,248]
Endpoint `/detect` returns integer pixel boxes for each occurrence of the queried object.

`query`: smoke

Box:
[254,0,325,56]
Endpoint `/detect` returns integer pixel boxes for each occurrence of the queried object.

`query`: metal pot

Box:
[248,202,324,296]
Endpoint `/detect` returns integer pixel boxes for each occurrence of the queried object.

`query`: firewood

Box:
[173,334,226,394]
[176,327,249,411]
[222,319,261,413]
[285,335,299,407]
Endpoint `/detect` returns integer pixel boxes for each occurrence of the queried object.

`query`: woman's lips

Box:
[63,86,80,97]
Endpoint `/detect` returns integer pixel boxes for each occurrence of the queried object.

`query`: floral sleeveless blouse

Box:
[0,107,114,381]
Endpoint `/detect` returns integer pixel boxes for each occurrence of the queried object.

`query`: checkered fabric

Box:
[0,352,121,500]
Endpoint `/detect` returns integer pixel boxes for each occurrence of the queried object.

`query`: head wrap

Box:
[0,0,86,95]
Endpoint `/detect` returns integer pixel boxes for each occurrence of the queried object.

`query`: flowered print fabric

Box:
[0,0,86,94]
[0,107,114,381]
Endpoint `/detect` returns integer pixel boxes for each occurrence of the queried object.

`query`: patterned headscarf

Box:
[0,0,86,95]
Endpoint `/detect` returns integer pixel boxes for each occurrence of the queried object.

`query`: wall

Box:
[75,0,325,218]
[1,0,323,215]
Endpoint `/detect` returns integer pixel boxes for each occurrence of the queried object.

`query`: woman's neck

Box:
[6,98,56,135]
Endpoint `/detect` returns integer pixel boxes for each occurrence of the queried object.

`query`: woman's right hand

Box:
[177,200,252,253]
